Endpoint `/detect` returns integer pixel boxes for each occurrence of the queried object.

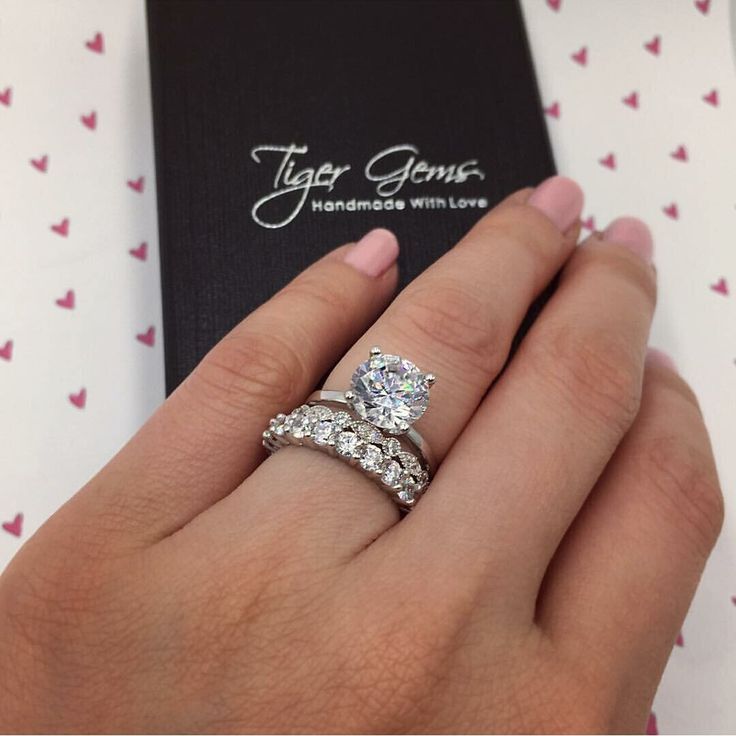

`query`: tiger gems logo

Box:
[249,144,488,229]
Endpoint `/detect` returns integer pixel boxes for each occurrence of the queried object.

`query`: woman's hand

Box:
[0,177,722,733]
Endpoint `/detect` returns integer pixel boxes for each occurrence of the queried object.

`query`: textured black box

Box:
[147,0,555,393]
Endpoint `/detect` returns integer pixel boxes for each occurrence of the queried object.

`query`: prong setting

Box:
[349,352,433,433]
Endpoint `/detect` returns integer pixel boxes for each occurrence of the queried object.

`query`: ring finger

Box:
[247,176,583,526]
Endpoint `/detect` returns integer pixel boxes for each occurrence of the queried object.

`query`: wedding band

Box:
[306,391,435,471]
[262,347,436,509]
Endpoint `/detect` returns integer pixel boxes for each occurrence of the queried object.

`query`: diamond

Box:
[350,353,430,433]
[307,405,332,421]
[331,411,353,430]
[381,459,402,487]
[312,419,334,445]
[360,444,384,472]
[355,422,383,444]
[397,488,416,505]
[335,430,362,458]
[287,408,310,438]
[397,451,422,477]
[383,438,401,457]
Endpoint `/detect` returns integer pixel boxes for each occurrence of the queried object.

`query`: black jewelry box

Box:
[147,0,555,393]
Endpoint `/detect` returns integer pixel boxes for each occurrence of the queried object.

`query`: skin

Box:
[0,180,723,733]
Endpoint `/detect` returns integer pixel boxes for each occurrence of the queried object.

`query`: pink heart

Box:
[2,513,23,538]
[51,218,70,237]
[543,101,560,119]
[571,46,587,66]
[85,32,104,53]
[622,91,639,109]
[703,89,719,106]
[695,0,710,13]
[599,152,616,170]
[55,289,75,309]
[0,340,12,361]
[546,0,561,10]
[663,203,679,220]
[30,154,48,172]
[69,388,86,409]
[711,278,729,296]
[129,241,148,260]
[644,35,661,55]
[127,176,144,193]
[646,712,659,735]
[675,632,684,647]
[136,326,155,347]
[0,87,11,106]
[81,110,97,130]
[581,216,595,231]
[671,145,688,162]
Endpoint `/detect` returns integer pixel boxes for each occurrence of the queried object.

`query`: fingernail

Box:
[602,217,654,263]
[343,228,399,277]
[647,347,678,373]
[527,175,584,231]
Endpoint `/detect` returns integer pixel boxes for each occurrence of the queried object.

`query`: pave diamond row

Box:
[262,403,430,508]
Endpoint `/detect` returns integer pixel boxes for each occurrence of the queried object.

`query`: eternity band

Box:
[306,390,435,471]
[262,403,430,509]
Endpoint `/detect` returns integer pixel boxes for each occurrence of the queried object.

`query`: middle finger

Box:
[322,176,583,468]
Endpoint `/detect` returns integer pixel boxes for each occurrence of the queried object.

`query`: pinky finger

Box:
[537,350,724,731]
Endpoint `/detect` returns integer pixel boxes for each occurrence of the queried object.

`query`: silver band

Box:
[306,390,435,471]
[263,403,430,509]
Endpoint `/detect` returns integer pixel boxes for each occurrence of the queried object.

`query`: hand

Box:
[0,177,722,733]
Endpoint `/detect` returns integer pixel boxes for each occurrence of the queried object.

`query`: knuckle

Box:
[189,328,305,416]
[570,242,658,307]
[639,435,724,555]
[472,206,564,273]
[396,280,505,379]
[527,324,642,435]
[279,268,354,318]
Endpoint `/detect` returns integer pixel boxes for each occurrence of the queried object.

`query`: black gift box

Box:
[147,0,555,393]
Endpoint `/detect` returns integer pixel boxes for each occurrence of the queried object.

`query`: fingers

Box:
[536,352,723,731]
[241,177,583,534]
[324,176,583,464]
[67,231,400,545]
[400,218,657,610]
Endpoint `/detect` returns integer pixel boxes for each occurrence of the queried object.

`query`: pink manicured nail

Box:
[527,175,584,231]
[603,217,654,263]
[344,228,399,277]
[647,347,678,373]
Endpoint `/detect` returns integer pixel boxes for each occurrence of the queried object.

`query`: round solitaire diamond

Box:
[350,354,430,433]
[335,431,362,458]
[360,444,384,472]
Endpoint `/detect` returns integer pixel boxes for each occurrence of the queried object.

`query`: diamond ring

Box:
[262,347,436,509]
